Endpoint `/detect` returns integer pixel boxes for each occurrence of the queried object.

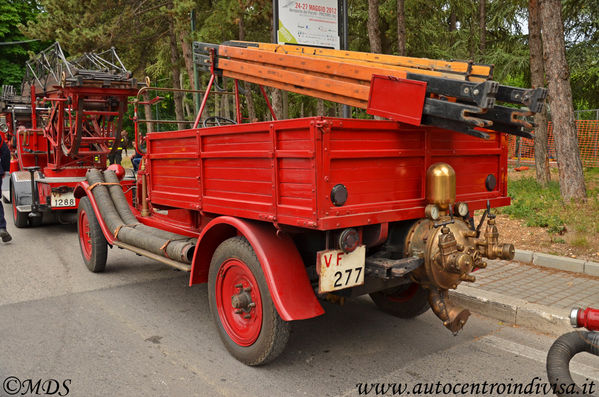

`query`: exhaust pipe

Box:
[86,169,195,263]
[428,287,470,333]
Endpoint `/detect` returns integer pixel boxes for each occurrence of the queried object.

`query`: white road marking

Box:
[480,334,599,382]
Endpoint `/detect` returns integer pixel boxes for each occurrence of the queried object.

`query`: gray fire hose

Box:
[86,168,195,263]
[546,331,599,396]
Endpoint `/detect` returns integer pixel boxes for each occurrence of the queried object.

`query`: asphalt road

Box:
[1,199,598,396]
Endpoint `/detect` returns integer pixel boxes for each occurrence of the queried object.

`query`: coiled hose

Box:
[546,331,599,396]
[86,168,195,263]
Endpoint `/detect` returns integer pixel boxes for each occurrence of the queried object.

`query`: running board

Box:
[113,241,192,272]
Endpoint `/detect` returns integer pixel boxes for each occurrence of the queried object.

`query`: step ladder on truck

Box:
[74,41,547,365]
[0,43,139,227]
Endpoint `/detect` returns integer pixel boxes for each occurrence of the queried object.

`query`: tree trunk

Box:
[317,99,325,116]
[238,12,256,122]
[449,11,457,32]
[367,0,382,53]
[479,0,486,55]
[540,0,586,201]
[397,0,406,56]
[528,0,550,185]
[168,23,185,125]
[142,91,154,136]
[282,91,289,119]
[271,88,283,120]
[178,30,194,91]
[222,92,231,120]
[244,82,256,122]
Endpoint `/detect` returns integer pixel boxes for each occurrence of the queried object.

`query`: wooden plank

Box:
[220,59,370,101]
[223,71,367,108]
[244,42,493,79]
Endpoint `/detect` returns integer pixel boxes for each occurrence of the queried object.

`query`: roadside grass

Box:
[499,167,599,244]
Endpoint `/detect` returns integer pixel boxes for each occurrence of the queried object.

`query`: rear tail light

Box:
[339,228,359,253]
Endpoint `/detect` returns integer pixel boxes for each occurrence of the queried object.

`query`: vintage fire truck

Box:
[0,43,138,227]
[74,41,546,365]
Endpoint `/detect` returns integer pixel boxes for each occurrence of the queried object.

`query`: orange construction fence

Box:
[507,120,599,167]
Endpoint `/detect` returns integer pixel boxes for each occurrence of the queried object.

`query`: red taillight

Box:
[339,228,359,253]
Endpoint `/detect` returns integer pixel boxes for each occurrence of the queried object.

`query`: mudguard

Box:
[191,216,325,321]
[10,171,33,207]
[74,182,117,245]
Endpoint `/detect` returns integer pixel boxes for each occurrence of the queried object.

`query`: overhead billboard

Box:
[274,0,343,49]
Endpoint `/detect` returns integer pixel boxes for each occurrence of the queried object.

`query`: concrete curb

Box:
[514,249,599,276]
[450,285,572,336]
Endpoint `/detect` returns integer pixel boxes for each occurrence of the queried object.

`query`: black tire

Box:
[77,196,108,272]
[370,282,431,318]
[11,186,29,228]
[29,214,43,227]
[208,236,290,366]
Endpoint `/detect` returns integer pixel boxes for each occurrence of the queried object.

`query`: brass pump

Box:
[406,163,515,333]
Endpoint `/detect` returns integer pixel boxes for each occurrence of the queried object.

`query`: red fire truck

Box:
[75,41,546,365]
[0,43,138,227]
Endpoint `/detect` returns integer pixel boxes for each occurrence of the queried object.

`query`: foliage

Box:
[0,0,47,87]
[500,170,599,235]
[1,0,597,120]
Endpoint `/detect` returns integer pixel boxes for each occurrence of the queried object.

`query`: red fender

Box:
[73,182,117,245]
[190,216,324,321]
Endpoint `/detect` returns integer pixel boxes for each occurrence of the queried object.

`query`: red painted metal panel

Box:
[190,216,324,321]
[367,75,427,125]
[144,116,510,232]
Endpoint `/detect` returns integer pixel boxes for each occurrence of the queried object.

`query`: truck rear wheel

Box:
[369,283,430,318]
[77,196,107,273]
[11,186,29,228]
[208,237,290,366]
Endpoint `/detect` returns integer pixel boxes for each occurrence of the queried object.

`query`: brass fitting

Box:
[428,286,471,333]
[434,226,473,275]
[426,163,456,211]
[140,159,150,217]
[477,218,515,260]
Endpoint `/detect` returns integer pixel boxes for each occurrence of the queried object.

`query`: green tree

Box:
[0,0,44,87]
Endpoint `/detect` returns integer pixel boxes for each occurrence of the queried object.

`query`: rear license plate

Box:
[51,191,76,207]
[318,245,366,293]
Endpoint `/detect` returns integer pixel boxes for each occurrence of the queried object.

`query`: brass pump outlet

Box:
[428,287,470,334]
[405,219,477,334]
[477,217,515,260]
[426,163,456,211]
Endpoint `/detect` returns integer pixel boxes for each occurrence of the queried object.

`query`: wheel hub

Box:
[215,259,263,346]
[231,285,256,319]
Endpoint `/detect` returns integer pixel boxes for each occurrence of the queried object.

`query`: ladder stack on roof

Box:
[194,41,546,139]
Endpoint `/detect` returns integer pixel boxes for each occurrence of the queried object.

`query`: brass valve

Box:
[435,226,474,276]
[477,218,515,260]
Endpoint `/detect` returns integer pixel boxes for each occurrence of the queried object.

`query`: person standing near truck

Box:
[0,133,12,242]
[108,130,129,165]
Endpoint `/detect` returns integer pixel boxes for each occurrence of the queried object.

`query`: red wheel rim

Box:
[215,259,262,346]
[387,283,420,303]
[78,209,92,260]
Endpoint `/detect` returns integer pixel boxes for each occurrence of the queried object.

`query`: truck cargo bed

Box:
[145,117,508,230]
